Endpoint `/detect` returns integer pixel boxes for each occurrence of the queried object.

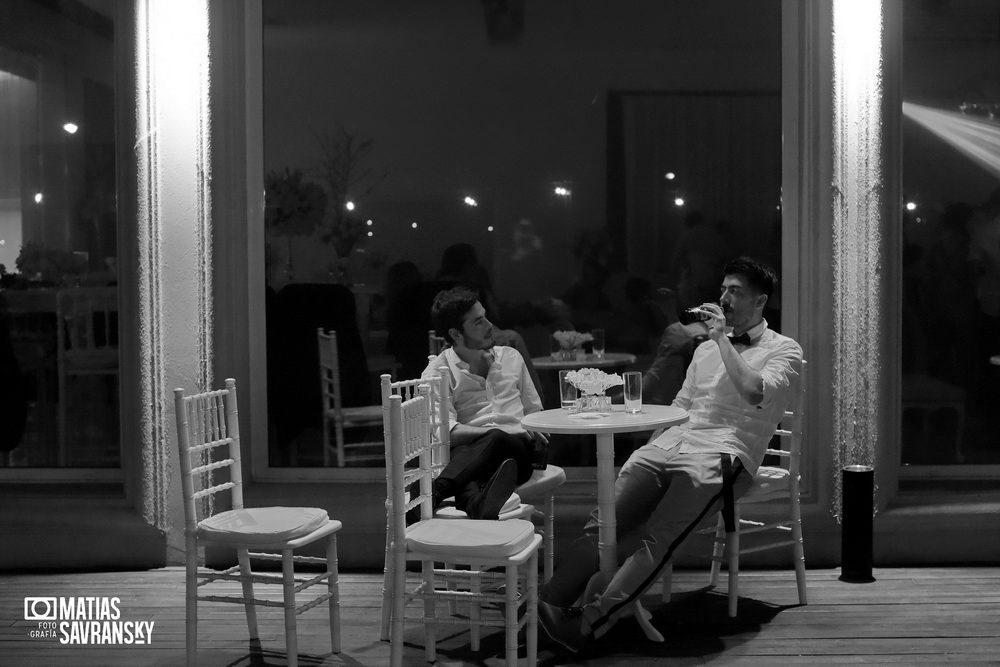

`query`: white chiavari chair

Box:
[174,378,342,666]
[383,385,541,666]
[661,360,808,617]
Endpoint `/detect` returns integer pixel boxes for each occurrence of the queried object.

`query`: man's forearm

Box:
[716,338,764,404]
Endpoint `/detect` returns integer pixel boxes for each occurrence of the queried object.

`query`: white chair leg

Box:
[322,416,331,467]
[282,550,298,667]
[446,561,458,615]
[390,548,406,667]
[334,417,346,468]
[185,539,198,667]
[379,516,393,641]
[726,526,740,618]
[503,564,518,667]
[326,535,341,653]
[236,548,259,640]
[423,559,437,663]
[792,517,808,606]
[525,551,539,667]
[469,562,481,651]
[709,513,725,588]
[543,495,555,582]
[661,560,673,602]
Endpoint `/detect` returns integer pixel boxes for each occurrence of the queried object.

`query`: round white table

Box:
[522,404,688,640]
[531,352,637,371]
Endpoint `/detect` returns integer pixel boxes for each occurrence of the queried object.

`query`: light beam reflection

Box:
[902,101,1000,180]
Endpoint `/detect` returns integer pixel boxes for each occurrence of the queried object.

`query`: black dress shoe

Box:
[538,600,588,653]
[466,458,518,520]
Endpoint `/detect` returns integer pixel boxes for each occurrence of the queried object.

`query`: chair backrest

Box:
[56,287,118,362]
[764,359,807,487]
[318,327,344,417]
[380,367,451,470]
[385,388,434,538]
[269,284,369,438]
[174,378,244,530]
[1,289,56,371]
[428,329,447,356]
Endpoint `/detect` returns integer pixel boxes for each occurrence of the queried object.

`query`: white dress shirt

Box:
[422,346,543,434]
[652,319,802,475]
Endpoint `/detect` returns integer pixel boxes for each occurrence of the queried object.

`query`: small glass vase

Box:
[574,393,611,414]
[551,348,574,362]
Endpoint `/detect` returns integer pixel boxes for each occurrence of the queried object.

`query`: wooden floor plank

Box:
[2,567,1000,665]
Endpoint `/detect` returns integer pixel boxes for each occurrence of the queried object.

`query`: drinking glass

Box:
[591,328,605,359]
[550,334,565,361]
[558,370,578,409]
[624,371,642,414]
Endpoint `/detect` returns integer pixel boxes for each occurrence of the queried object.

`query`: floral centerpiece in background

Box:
[14,241,87,286]
[552,330,593,361]
[264,123,387,286]
[564,367,623,414]
[315,124,388,270]
[264,168,326,281]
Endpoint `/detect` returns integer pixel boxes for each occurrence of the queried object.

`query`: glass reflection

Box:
[262,0,782,467]
[900,0,1000,466]
[0,1,119,469]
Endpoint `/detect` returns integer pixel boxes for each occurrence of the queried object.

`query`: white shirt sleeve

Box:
[421,352,458,430]
[758,340,803,410]
[512,349,543,415]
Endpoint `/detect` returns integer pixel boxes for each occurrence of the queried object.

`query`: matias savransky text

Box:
[24,596,155,645]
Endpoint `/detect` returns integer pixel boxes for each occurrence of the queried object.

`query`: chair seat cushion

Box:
[198,506,329,545]
[740,466,790,503]
[515,465,566,498]
[435,493,522,518]
[406,517,537,559]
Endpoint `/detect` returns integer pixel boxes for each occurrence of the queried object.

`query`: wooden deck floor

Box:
[2,566,999,665]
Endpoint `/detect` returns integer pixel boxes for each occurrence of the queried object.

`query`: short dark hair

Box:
[723,256,778,299]
[431,286,480,344]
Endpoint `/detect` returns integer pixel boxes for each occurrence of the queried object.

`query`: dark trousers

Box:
[434,428,534,510]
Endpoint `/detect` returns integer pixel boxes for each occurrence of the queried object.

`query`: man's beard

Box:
[475,333,495,350]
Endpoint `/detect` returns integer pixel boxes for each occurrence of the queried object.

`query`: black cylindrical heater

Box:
[839,465,876,583]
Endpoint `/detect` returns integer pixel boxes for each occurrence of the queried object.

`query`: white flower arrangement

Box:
[565,368,623,396]
[552,330,593,350]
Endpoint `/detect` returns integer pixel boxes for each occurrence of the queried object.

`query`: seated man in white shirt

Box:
[420,287,547,520]
[538,256,803,652]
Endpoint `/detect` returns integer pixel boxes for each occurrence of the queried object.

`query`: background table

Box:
[531,351,637,371]
[521,405,688,581]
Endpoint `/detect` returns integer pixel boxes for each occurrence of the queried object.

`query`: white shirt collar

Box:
[445,346,499,371]
[729,318,768,342]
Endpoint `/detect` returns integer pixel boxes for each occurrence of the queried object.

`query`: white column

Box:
[131,0,213,539]
[782,0,901,519]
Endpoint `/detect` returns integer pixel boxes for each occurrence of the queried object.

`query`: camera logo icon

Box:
[24,597,57,621]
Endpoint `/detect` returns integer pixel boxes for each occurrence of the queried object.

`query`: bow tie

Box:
[729,332,754,346]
